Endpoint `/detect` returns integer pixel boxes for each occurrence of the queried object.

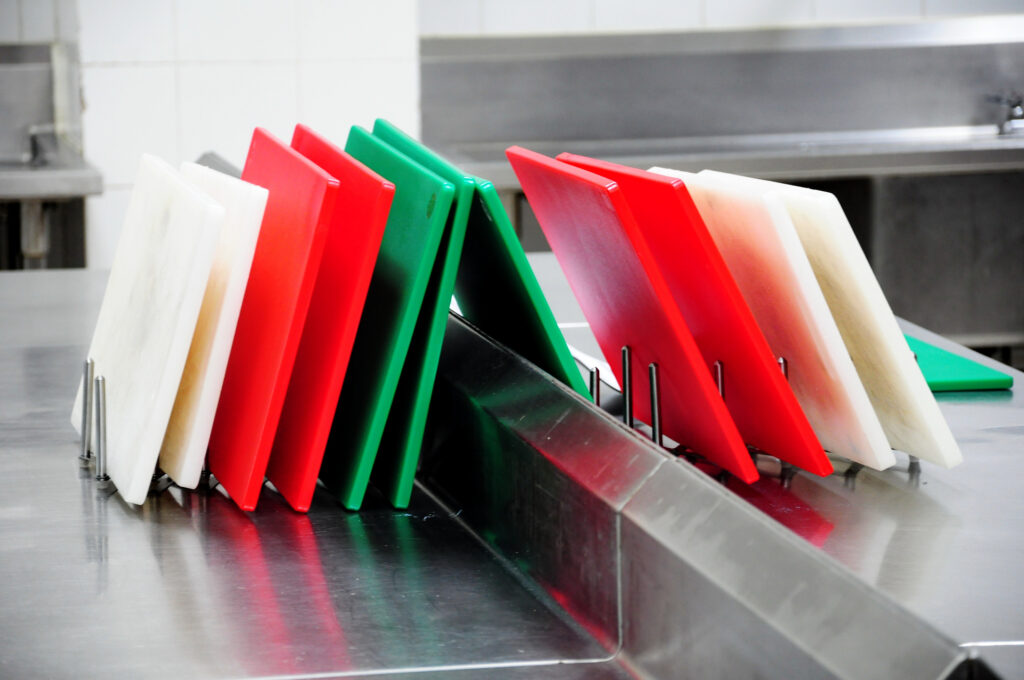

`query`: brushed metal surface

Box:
[423,17,1024,142]
[620,460,970,680]
[526,252,1023,679]
[422,17,1024,190]
[3,260,1020,678]
[0,151,103,200]
[421,15,1024,60]
[441,131,1024,193]
[0,269,626,679]
[783,319,1024,679]
[424,314,666,652]
[427,312,992,679]
[871,172,1024,342]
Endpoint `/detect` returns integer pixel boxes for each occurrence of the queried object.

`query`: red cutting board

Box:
[558,154,830,477]
[507,146,757,483]
[265,125,395,512]
[207,127,339,511]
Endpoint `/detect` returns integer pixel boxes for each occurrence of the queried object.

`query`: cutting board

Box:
[693,170,962,468]
[207,128,339,511]
[507,146,757,483]
[265,125,394,513]
[158,162,267,490]
[906,335,1013,392]
[372,122,590,402]
[319,126,454,510]
[366,120,469,509]
[70,154,223,505]
[651,167,898,471]
[560,154,830,476]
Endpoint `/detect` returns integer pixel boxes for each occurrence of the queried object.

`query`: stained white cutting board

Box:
[70,155,224,504]
[698,170,962,469]
[651,167,896,471]
[157,163,267,489]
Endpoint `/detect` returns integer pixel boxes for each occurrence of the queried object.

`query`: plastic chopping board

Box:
[905,335,1013,392]
[365,120,469,509]
[159,162,267,490]
[371,121,590,401]
[691,170,962,469]
[651,167,897,471]
[319,126,454,510]
[264,124,394,512]
[207,128,339,511]
[559,154,830,476]
[507,146,757,483]
[70,154,223,505]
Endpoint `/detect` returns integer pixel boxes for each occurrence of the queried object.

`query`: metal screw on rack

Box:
[149,469,171,496]
[907,455,921,486]
[197,459,218,493]
[79,358,94,463]
[589,366,600,408]
[844,462,863,490]
[780,461,796,489]
[94,376,109,484]
[714,360,725,399]
[649,362,662,447]
[621,346,634,428]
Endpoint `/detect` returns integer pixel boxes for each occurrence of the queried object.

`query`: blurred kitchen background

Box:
[1,0,1022,367]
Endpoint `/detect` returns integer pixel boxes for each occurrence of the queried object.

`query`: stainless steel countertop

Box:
[0,150,103,200]
[3,260,1022,678]
[527,251,1024,679]
[443,126,1024,192]
[0,269,625,679]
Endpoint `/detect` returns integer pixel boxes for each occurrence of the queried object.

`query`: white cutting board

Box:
[70,155,223,504]
[157,163,267,489]
[699,170,961,469]
[650,167,896,471]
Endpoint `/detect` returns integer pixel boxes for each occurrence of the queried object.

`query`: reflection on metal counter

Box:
[0,268,623,679]
[524,251,1022,679]
[2,255,1021,677]
[425,310,991,679]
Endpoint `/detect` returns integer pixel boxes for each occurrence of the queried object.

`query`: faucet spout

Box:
[988,92,1024,135]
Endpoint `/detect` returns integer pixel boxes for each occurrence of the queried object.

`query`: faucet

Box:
[27,123,57,166]
[988,92,1024,135]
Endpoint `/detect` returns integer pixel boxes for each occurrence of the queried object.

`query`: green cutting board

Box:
[370,120,590,402]
[368,123,470,509]
[905,334,1013,391]
[320,126,454,510]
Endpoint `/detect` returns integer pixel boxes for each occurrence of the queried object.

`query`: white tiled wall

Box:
[481,0,592,34]
[592,0,701,33]
[419,0,1024,35]
[1,0,78,42]
[0,0,20,42]
[72,0,419,268]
